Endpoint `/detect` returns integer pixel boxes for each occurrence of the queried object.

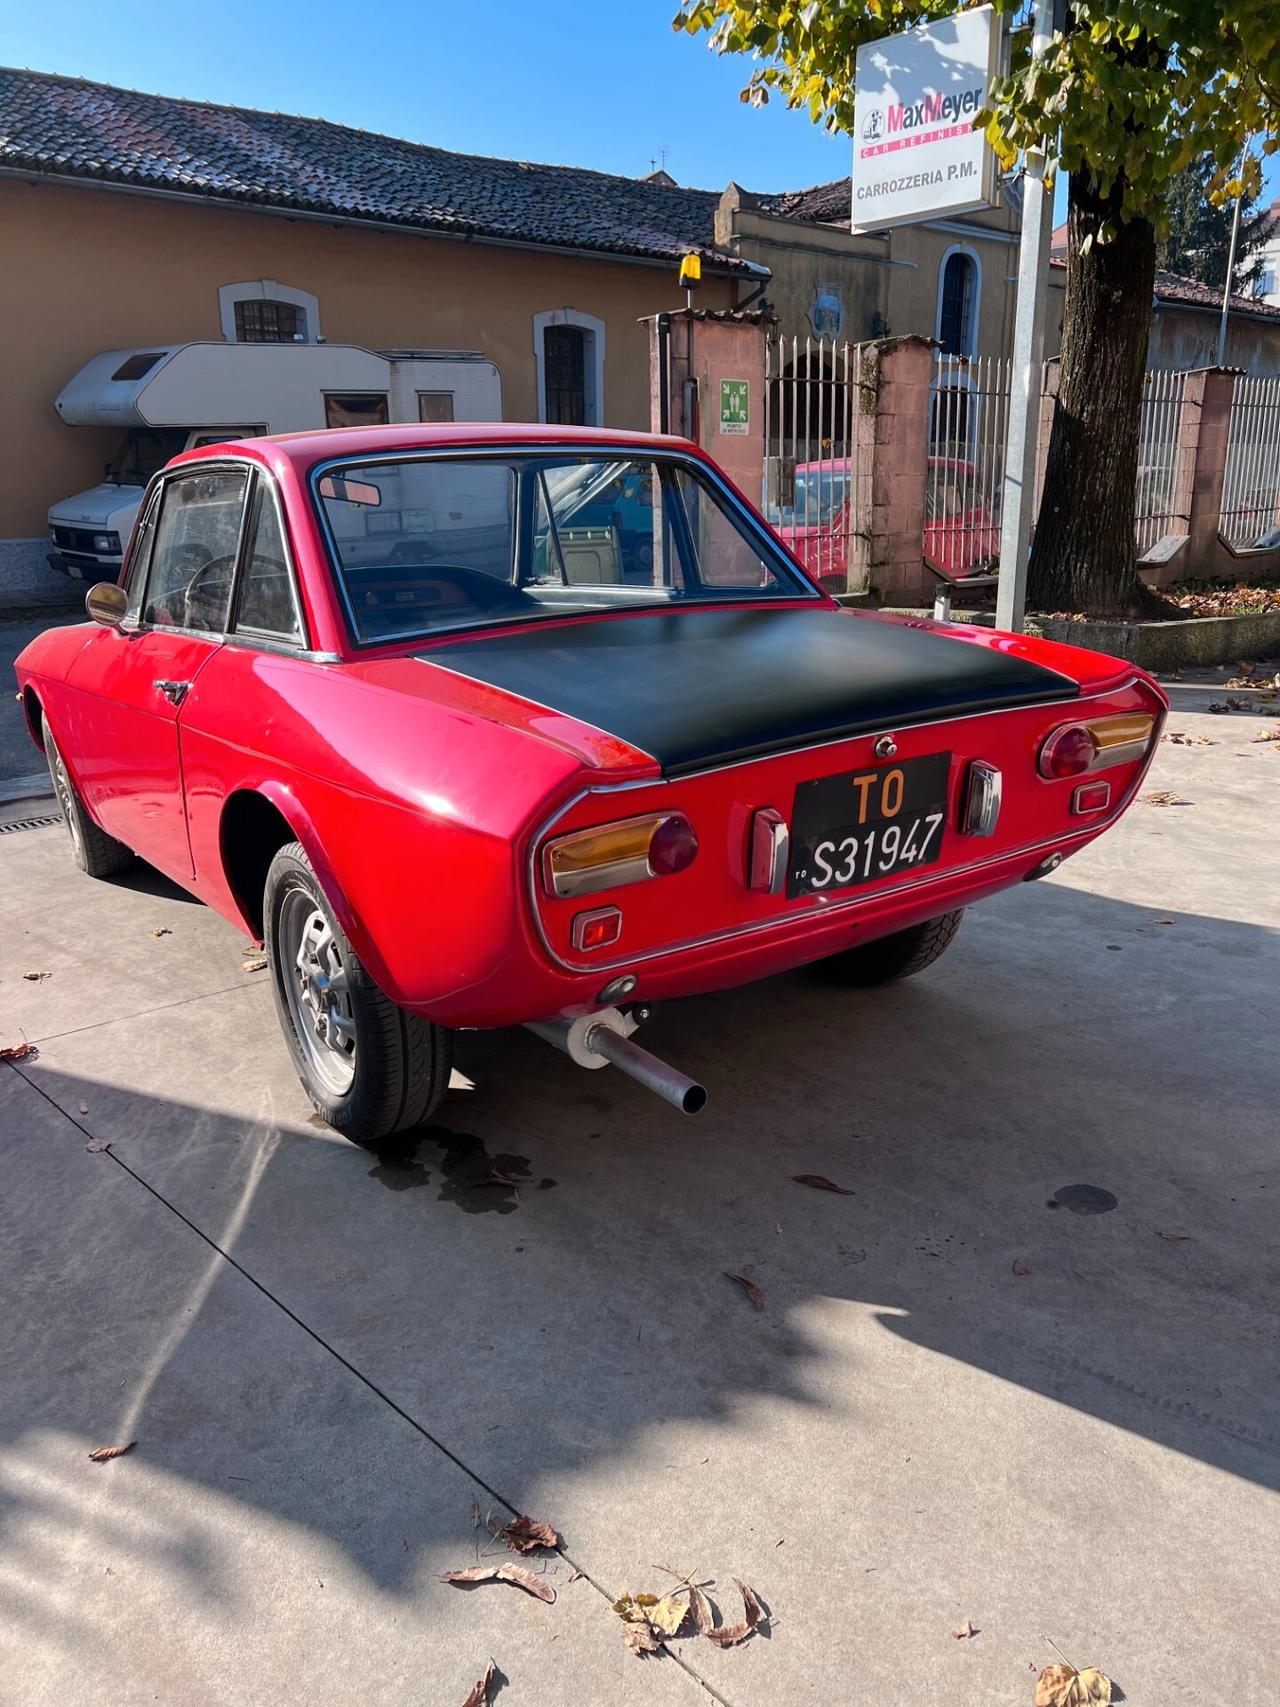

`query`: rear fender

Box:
[235,781,393,989]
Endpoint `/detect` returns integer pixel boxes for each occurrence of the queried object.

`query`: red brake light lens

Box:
[647,815,699,876]
[1039,724,1099,779]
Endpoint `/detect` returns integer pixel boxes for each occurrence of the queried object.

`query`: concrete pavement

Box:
[1,672,1277,1705]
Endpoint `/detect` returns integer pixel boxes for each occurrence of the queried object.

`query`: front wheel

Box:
[264,842,453,1142]
[822,908,965,987]
[43,724,134,878]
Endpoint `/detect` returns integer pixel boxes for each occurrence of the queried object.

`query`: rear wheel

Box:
[43,725,135,878]
[264,841,453,1142]
[824,908,965,986]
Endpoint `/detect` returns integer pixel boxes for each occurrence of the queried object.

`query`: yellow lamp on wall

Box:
[678,253,702,291]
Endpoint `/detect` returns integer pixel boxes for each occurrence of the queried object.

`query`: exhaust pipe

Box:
[526,1008,707,1115]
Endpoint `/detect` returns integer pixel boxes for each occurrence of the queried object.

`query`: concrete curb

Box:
[1036,610,1280,669]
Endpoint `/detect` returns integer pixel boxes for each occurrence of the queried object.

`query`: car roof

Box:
[170,421,702,473]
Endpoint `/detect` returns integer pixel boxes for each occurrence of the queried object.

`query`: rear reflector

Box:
[1072,780,1112,814]
[571,907,622,952]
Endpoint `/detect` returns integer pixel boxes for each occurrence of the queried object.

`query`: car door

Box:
[63,464,251,884]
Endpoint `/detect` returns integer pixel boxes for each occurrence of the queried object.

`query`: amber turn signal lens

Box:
[1039,713,1155,780]
[543,813,698,898]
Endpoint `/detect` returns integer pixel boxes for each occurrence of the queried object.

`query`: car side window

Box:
[142,470,249,633]
[234,480,305,644]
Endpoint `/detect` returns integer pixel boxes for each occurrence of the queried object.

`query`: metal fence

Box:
[1134,369,1190,560]
[1220,375,1280,549]
[925,356,1010,577]
[762,334,861,591]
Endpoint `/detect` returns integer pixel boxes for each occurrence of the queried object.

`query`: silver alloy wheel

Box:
[278,884,357,1095]
[49,740,83,861]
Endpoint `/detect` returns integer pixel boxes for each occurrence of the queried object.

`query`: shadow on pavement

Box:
[1,863,1275,1646]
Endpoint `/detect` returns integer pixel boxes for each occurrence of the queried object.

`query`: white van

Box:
[48,342,502,581]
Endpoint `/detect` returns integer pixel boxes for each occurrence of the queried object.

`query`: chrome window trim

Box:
[136,459,253,635]
[522,677,1160,975]
[119,455,314,657]
[230,469,311,649]
[306,441,824,651]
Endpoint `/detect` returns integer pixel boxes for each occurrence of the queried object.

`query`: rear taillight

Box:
[543,813,698,899]
[1038,713,1156,780]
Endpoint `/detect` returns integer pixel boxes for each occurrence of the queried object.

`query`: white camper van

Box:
[47,342,502,581]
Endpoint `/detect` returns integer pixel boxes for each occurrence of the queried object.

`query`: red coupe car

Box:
[15,424,1166,1139]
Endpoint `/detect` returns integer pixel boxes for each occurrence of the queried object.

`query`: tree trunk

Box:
[1027,173,1159,616]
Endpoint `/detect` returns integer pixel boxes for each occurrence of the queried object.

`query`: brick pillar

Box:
[1187,368,1237,575]
[643,309,766,509]
[860,335,934,605]
[1035,358,1059,515]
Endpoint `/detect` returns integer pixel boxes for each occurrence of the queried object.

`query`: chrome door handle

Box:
[154,679,191,706]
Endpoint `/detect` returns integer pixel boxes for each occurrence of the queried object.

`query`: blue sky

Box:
[4,0,1272,217]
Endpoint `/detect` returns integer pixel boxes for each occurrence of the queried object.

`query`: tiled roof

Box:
[0,66,755,271]
[1048,250,1280,321]
[758,179,851,224]
[758,172,1022,226]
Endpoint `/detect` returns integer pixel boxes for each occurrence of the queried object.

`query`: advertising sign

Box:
[852,5,1001,232]
[719,378,749,435]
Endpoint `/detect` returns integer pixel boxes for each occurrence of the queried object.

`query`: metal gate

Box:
[763,334,862,592]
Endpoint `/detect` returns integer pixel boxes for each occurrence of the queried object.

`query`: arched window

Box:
[936,248,980,359]
[219,279,321,344]
[533,309,605,425]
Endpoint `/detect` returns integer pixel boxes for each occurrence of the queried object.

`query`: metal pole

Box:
[995,0,1056,634]
[1216,138,1251,367]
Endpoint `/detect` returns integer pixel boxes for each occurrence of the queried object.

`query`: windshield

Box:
[313,451,815,644]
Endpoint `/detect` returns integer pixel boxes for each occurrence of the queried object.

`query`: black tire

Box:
[43,724,135,878]
[264,841,453,1143]
[824,908,965,987]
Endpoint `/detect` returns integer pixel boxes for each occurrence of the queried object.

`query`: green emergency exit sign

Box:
[719,379,749,435]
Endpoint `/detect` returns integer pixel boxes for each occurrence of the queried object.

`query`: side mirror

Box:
[85,582,128,627]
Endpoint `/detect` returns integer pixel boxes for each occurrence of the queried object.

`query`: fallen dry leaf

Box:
[706,1578,764,1647]
[86,1138,111,1154]
[439,1564,555,1603]
[685,1582,714,1635]
[1163,731,1215,745]
[0,1043,37,1063]
[459,1660,494,1707]
[951,1619,977,1639]
[1012,1257,1033,1276]
[1141,790,1191,806]
[78,1100,89,1114]
[1252,729,1280,742]
[500,1514,558,1554]
[622,1618,664,1656]
[648,1593,689,1636]
[725,1271,764,1311]
[1034,1662,1113,1705]
[87,1442,135,1463]
[792,1173,855,1194]
[242,955,268,973]
[150,927,172,937]
[1156,1228,1195,1242]
[22,970,49,982]
[613,1594,666,1657]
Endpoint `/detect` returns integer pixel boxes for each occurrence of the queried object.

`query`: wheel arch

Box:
[218,783,368,964]
[21,685,46,749]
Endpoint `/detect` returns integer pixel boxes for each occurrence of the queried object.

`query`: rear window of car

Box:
[312,451,815,645]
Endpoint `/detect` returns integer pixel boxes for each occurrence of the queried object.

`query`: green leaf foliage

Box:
[673,0,1279,235]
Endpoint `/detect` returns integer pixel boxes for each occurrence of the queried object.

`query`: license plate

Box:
[788,752,951,898]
